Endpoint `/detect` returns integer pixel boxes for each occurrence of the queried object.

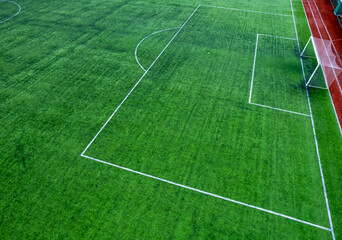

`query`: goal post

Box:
[301,35,342,88]
[301,36,322,86]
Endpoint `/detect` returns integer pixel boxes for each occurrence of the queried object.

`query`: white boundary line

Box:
[290,0,335,239]
[249,33,310,117]
[258,33,297,41]
[308,85,328,90]
[304,0,342,136]
[201,4,292,17]
[81,5,200,155]
[311,0,342,81]
[0,0,21,24]
[81,154,331,232]
[249,34,259,103]
[249,102,311,117]
[135,27,181,72]
[302,55,317,59]
[80,4,333,234]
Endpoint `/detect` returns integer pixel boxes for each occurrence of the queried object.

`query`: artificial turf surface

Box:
[0,0,341,239]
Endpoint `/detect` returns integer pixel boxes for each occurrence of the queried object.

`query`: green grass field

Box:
[1,0,342,239]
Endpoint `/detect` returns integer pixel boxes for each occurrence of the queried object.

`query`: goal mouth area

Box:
[301,36,342,87]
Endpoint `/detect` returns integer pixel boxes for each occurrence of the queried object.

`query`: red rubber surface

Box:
[302,0,342,131]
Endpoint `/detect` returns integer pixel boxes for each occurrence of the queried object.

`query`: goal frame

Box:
[300,36,323,87]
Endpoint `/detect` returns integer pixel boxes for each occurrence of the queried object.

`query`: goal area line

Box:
[249,33,311,117]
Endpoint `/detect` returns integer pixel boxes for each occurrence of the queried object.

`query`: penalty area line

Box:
[80,154,331,232]
[81,5,200,156]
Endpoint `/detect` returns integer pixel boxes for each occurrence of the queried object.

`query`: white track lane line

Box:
[80,4,334,234]
[302,0,342,136]
[301,1,342,136]
[311,0,342,73]
[308,0,342,136]
[306,0,342,96]
[291,0,335,239]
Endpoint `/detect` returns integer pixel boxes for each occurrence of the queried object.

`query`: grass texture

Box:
[0,0,341,239]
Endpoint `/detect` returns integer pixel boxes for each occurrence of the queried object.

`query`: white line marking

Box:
[308,85,328,90]
[249,34,259,103]
[81,5,200,155]
[306,63,321,86]
[80,4,334,233]
[305,0,342,136]
[258,33,297,41]
[249,34,310,117]
[302,55,317,59]
[311,0,342,80]
[291,0,335,239]
[81,154,331,232]
[0,0,21,24]
[249,102,311,117]
[310,36,321,65]
[135,27,181,72]
[301,36,312,57]
[201,5,292,17]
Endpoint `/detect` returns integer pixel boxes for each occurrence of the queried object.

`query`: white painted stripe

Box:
[249,34,310,117]
[305,0,342,136]
[201,4,292,17]
[249,34,259,103]
[308,85,328,90]
[0,0,21,24]
[81,6,200,155]
[311,0,342,76]
[291,0,335,239]
[302,55,317,59]
[81,154,331,232]
[258,33,297,41]
[79,3,335,234]
[249,102,311,117]
[135,27,181,72]
[301,4,342,137]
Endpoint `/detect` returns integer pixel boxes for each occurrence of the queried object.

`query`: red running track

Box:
[302,0,342,133]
